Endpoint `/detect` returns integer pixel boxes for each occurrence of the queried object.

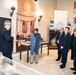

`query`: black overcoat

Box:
[0,28,13,53]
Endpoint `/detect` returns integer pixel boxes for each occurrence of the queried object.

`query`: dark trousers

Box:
[74,56,76,70]
[57,44,61,59]
[2,52,12,59]
[62,52,68,66]
[71,49,74,60]
[58,50,61,60]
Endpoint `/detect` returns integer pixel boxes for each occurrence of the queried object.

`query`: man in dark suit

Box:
[55,27,64,61]
[59,27,71,69]
[0,20,14,59]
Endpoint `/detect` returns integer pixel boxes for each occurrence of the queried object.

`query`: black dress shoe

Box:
[70,68,75,70]
[60,64,65,69]
[56,59,60,61]
[73,71,76,74]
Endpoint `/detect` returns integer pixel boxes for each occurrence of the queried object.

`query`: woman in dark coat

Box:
[71,30,76,74]
[30,28,41,64]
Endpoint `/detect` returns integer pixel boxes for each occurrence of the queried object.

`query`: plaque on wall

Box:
[0,17,11,32]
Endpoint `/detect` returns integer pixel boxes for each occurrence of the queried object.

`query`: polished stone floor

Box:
[13,49,74,75]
